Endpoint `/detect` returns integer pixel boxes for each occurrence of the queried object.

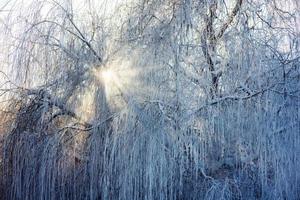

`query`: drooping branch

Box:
[189,80,284,119]
[26,89,92,128]
[52,0,103,64]
[29,19,103,65]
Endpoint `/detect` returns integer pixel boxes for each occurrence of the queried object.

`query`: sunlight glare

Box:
[101,69,114,82]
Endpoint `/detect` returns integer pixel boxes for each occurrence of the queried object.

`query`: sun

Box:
[92,67,116,85]
[92,67,118,98]
[91,58,138,101]
[101,69,114,82]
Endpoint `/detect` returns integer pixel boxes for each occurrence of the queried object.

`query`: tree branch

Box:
[26,89,92,128]
[216,0,243,40]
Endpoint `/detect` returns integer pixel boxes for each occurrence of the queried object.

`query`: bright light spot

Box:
[92,67,118,98]
[101,69,114,82]
[91,57,139,103]
[92,67,116,85]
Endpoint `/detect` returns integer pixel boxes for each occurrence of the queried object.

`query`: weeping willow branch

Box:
[26,89,92,128]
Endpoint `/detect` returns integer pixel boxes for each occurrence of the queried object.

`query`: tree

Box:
[0,0,299,199]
